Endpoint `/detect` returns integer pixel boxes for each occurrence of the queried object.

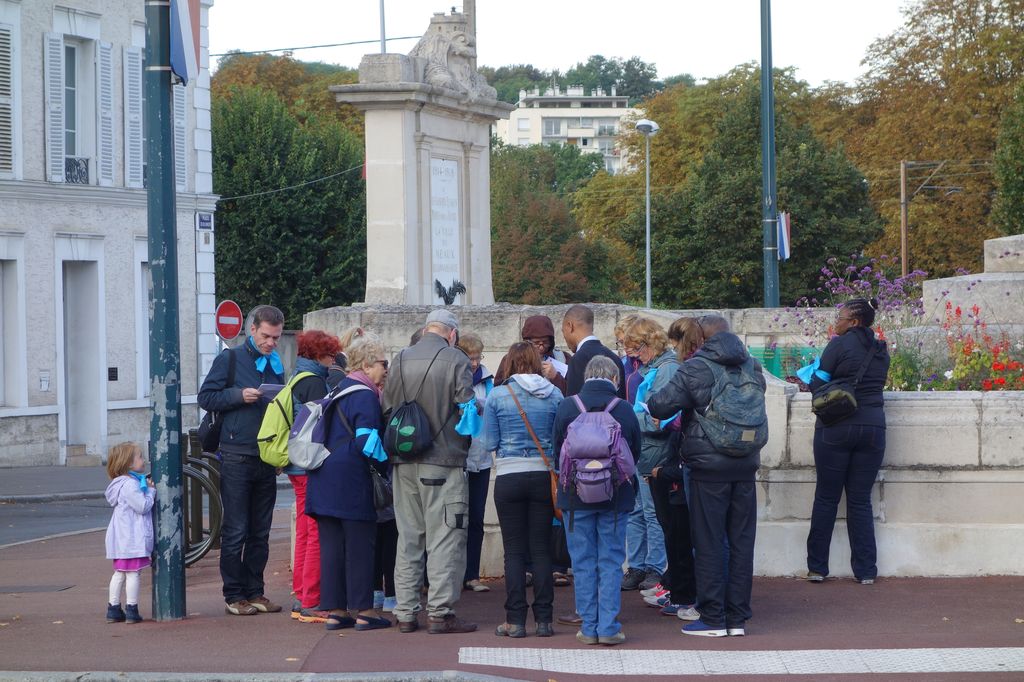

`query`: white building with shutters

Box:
[0,0,218,466]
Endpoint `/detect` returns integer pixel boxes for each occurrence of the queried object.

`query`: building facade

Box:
[0,0,217,466]
[493,85,636,174]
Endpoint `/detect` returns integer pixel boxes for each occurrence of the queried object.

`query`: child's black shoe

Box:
[124,604,143,624]
[106,603,126,623]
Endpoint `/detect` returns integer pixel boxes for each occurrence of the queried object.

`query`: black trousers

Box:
[374,519,398,596]
[493,470,554,625]
[688,479,756,628]
[317,516,377,612]
[649,475,696,606]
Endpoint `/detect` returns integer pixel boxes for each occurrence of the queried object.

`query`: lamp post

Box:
[636,119,659,309]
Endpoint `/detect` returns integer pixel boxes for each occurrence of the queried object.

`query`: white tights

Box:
[108,570,141,606]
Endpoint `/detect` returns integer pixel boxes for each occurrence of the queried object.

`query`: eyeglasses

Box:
[623,342,647,356]
[525,338,548,348]
[374,359,389,369]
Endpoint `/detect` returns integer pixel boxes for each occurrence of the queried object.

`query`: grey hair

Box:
[346,332,386,372]
[697,314,730,337]
[584,355,619,383]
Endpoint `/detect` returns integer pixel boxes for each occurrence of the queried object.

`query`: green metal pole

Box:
[760,0,780,308]
[146,0,185,620]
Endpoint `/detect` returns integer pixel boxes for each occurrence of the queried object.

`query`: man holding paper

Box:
[198,304,286,616]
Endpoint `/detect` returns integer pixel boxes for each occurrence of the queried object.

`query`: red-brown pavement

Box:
[1,508,1022,681]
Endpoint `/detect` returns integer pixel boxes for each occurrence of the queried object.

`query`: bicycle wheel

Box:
[184,465,223,567]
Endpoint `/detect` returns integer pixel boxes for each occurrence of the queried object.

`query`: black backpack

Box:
[691,356,768,457]
[197,349,236,453]
[383,348,445,460]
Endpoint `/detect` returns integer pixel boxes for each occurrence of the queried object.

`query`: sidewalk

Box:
[1,504,1022,681]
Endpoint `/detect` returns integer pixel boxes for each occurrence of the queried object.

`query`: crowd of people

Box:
[108,299,890,639]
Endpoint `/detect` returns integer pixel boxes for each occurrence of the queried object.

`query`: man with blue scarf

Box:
[198,304,286,616]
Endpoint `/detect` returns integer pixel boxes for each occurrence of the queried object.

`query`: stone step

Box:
[66,444,102,467]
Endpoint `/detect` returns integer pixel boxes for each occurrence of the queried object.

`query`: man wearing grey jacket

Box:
[382,309,477,634]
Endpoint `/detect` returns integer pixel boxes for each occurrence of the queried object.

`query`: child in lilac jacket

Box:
[104,442,155,624]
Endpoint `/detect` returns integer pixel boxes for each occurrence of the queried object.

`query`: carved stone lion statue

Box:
[409,14,497,102]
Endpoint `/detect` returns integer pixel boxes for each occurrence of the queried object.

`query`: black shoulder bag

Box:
[198,349,237,453]
[811,340,878,427]
[335,403,393,511]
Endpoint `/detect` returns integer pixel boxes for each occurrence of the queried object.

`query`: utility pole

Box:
[760,0,780,307]
[900,160,909,278]
[379,0,386,54]
[146,0,185,620]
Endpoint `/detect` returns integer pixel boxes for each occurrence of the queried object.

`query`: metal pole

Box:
[760,0,780,308]
[379,0,386,54]
[900,160,909,277]
[644,133,652,309]
[146,0,185,621]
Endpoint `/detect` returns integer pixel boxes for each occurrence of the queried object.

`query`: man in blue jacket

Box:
[198,305,286,616]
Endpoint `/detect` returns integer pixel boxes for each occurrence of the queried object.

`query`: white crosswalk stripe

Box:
[459,646,1024,676]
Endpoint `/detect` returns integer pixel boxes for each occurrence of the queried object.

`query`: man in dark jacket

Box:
[552,355,641,645]
[647,315,766,638]
[561,305,626,398]
[197,304,286,616]
[381,309,477,634]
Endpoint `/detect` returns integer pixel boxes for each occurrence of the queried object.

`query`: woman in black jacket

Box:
[806,298,891,585]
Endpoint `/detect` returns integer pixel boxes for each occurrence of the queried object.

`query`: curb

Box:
[0,672,527,682]
[0,479,293,505]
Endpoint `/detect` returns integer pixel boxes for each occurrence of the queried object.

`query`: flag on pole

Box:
[778,211,791,261]
[170,0,200,85]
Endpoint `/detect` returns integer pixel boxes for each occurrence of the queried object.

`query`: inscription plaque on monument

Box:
[430,157,461,298]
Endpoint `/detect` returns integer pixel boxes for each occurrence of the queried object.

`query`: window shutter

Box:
[0,24,14,176]
[43,32,64,183]
[96,41,114,186]
[172,83,186,192]
[123,46,143,188]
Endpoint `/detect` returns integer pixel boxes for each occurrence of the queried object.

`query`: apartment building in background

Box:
[0,0,218,466]
[493,84,637,174]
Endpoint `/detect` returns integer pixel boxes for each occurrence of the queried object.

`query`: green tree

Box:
[993,80,1024,235]
[213,86,365,327]
[565,55,623,94]
[619,56,661,103]
[490,142,613,303]
[650,81,881,308]
[477,64,547,104]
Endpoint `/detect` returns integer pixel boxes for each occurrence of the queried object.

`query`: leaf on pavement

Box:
[52,620,63,624]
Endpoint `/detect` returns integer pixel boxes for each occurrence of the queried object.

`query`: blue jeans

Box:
[463,468,490,583]
[218,452,278,604]
[807,424,886,581]
[626,477,666,573]
[565,509,627,638]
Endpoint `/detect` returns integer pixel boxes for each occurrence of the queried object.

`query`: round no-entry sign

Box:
[215,300,244,340]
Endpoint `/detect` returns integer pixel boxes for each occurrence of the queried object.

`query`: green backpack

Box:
[258,371,316,467]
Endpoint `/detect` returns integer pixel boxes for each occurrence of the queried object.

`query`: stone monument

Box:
[331,4,513,305]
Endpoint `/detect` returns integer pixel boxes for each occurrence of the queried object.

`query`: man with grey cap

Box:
[382,309,478,634]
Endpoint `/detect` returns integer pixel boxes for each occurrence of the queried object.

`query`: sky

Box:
[207,1,911,87]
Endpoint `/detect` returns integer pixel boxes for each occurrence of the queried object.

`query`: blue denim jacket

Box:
[483,375,563,460]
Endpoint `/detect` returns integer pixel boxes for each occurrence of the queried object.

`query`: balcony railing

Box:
[64,156,90,185]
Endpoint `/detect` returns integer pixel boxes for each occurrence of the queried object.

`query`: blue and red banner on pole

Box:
[169,0,200,85]
[778,211,791,261]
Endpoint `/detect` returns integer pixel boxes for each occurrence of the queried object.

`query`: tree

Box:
[477,64,547,104]
[619,56,661,103]
[212,86,365,328]
[490,142,614,303]
[565,55,623,94]
[993,80,1024,235]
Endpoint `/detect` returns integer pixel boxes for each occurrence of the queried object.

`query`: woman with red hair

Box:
[285,329,342,624]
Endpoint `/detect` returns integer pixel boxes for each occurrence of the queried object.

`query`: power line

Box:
[211,36,420,59]
[218,163,364,202]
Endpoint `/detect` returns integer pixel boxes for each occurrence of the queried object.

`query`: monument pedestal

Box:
[332,54,513,306]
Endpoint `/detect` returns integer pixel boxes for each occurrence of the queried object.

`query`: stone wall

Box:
[303,303,1024,577]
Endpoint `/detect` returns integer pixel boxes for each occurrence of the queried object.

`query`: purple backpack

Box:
[558,395,636,504]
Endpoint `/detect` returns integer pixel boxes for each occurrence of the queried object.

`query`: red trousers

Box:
[289,475,321,608]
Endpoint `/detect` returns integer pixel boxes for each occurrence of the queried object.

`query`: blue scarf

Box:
[249,336,284,375]
[129,470,148,491]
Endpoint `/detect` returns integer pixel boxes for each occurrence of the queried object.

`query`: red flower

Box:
[955,306,962,316]
[1008,361,1022,371]
[972,304,980,317]
[995,377,1007,386]
[982,379,993,390]
[946,301,953,310]
[993,362,1006,371]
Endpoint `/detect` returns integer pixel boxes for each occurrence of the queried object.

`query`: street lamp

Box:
[636,118,659,309]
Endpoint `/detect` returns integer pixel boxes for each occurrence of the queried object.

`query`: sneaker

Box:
[681,619,727,637]
[576,630,599,645]
[124,604,143,624]
[382,596,398,612]
[727,625,746,636]
[599,631,626,646]
[290,599,303,620]
[675,605,701,621]
[620,567,646,591]
[638,570,663,592]
[659,603,680,616]
[373,590,385,610]
[106,603,126,623]
[225,600,258,616]
[639,583,664,598]
[858,577,875,585]
[557,612,583,625]
[805,571,825,582]
[248,596,282,613]
[297,607,330,624]
[427,614,478,634]
[643,593,670,608]
[464,579,491,592]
